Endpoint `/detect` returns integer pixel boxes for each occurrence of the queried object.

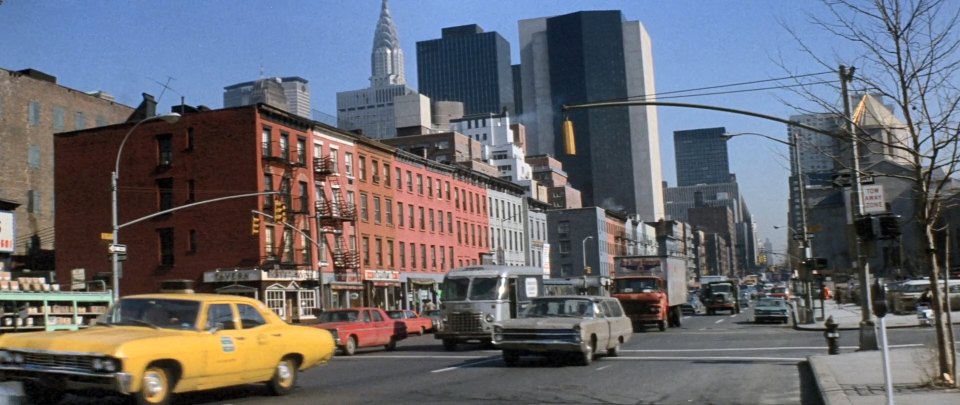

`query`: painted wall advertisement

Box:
[0,211,14,254]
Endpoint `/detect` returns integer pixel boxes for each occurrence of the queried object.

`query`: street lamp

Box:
[582,236,593,273]
[111,113,181,300]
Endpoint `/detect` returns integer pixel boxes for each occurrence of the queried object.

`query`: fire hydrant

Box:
[823,315,840,355]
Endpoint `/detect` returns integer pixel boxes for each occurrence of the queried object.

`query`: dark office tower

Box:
[674,127,731,186]
[416,24,514,116]
[519,11,664,221]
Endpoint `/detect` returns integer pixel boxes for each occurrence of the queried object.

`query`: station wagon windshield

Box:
[522,298,594,318]
[100,298,200,330]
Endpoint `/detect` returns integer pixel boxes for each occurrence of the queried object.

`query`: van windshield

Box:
[441,277,505,301]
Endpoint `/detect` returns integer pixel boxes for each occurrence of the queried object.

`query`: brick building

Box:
[0,67,134,272]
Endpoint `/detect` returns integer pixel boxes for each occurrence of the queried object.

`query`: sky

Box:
[0,0,867,257]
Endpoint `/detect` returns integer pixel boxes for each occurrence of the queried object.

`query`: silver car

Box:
[492,296,633,366]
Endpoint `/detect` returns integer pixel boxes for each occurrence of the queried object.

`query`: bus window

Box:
[470,278,502,300]
[442,278,470,301]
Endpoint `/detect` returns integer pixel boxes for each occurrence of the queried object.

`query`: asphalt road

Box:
[53,303,947,405]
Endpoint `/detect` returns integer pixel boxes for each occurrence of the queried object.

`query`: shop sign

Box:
[364,269,399,281]
[204,270,260,283]
[0,211,14,253]
[266,269,314,280]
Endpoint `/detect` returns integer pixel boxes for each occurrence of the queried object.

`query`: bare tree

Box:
[790,0,960,386]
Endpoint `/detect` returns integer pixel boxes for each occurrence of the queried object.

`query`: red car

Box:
[386,309,434,335]
[314,307,407,355]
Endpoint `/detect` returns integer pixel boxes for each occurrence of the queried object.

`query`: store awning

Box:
[409,278,437,286]
[329,282,364,290]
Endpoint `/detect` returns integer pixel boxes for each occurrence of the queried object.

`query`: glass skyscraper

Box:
[674,127,732,186]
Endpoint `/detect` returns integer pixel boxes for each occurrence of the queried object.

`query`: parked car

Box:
[492,295,633,366]
[386,309,434,335]
[422,309,443,330]
[314,307,407,355]
[892,279,960,314]
[0,293,336,404]
[753,297,790,324]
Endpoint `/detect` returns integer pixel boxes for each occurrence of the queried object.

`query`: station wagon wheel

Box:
[266,356,298,396]
[418,326,426,336]
[607,341,621,357]
[136,365,171,405]
[344,336,358,356]
[442,339,457,351]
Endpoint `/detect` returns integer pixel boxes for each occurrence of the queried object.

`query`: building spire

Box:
[370,0,405,87]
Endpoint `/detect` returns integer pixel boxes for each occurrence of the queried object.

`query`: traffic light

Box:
[274,199,286,224]
[854,215,877,241]
[878,214,901,239]
[251,215,261,235]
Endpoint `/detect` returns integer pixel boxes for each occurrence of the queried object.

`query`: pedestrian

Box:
[423,300,436,311]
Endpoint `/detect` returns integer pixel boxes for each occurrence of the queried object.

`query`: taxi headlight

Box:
[104,359,119,372]
[12,353,24,364]
[92,358,104,370]
[0,351,10,363]
[484,314,495,323]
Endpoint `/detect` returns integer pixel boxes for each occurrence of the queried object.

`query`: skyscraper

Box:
[416,24,514,116]
[223,76,311,118]
[674,127,732,186]
[519,11,664,221]
[337,0,417,139]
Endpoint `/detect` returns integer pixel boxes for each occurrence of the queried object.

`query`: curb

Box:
[808,355,853,405]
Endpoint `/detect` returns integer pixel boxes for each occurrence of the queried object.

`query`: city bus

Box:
[434,265,545,351]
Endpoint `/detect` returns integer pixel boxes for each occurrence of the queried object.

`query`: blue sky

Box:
[1,0,864,256]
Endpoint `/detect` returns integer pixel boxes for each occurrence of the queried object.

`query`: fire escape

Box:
[314,156,360,283]
[262,140,304,267]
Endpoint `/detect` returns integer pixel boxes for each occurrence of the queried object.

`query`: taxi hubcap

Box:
[144,371,165,398]
[277,361,292,385]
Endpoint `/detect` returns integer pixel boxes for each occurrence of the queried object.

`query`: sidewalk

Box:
[800,300,960,404]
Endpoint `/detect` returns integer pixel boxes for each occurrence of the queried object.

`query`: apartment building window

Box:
[319,234,327,263]
[387,240,394,267]
[399,242,406,268]
[406,171,413,192]
[439,246,445,270]
[265,227,275,258]
[455,187,459,209]
[419,207,425,230]
[360,193,368,222]
[158,228,175,266]
[26,190,40,214]
[410,243,417,269]
[429,209,435,232]
[264,174,274,192]
[384,163,391,186]
[431,246,437,269]
[188,180,196,202]
[445,182,451,200]
[436,180,442,199]
[157,135,172,165]
[421,244,427,269]
[362,236,370,266]
[296,138,306,164]
[395,167,402,189]
[427,177,433,197]
[385,199,393,225]
[559,241,571,254]
[375,238,383,266]
[28,101,40,126]
[408,205,414,229]
[437,210,443,233]
[74,111,86,130]
[558,221,570,238]
[261,126,272,157]
[468,192,474,213]
[53,107,64,130]
[345,152,354,177]
[457,221,461,244]
[187,127,195,150]
[28,145,40,169]
[298,181,309,213]
[449,247,454,268]
[188,229,198,254]
[280,133,289,160]
[371,159,379,183]
[397,202,404,227]
[283,228,294,263]
[358,155,367,181]
[416,174,423,194]
[447,212,453,233]
[330,148,339,173]
[373,196,381,224]
[157,178,174,211]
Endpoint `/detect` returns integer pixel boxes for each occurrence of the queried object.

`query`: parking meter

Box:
[872,278,888,318]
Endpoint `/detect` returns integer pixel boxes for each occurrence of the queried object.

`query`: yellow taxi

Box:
[0,293,335,404]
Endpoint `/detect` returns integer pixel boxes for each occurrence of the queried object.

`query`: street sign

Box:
[862,184,886,214]
[831,173,851,188]
[108,244,127,254]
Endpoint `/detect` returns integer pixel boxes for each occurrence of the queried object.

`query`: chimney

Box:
[126,93,158,123]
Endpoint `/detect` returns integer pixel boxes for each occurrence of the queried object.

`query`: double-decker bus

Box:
[434,265,545,351]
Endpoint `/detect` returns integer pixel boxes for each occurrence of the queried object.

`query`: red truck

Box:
[611,256,689,331]
[314,307,407,355]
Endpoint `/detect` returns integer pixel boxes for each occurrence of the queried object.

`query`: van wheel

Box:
[266,356,298,396]
[657,320,666,331]
[443,338,457,351]
[503,350,520,367]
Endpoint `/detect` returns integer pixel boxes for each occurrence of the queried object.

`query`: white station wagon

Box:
[492,295,632,366]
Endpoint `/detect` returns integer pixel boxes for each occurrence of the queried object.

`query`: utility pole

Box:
[841,64,877,350]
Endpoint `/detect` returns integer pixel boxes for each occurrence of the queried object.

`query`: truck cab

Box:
[702,281,741,315]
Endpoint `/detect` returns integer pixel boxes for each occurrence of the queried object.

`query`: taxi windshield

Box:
[100,298,200,330]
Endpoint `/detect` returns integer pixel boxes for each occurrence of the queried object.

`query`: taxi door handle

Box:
[235,337,246,341]
[272,333,282,337]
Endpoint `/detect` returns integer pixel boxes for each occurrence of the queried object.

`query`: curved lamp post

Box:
[111,113,181,300]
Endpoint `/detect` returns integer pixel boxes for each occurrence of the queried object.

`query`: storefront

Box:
[202,268,320,322]
[364,269,400,310]
[402,273,445,312]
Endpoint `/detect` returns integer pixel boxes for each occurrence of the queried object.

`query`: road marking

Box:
[596,365,613,371]
[714,319,725,324]
[606,356,805,362]
[729,314,738,318]
[431,357,502,373]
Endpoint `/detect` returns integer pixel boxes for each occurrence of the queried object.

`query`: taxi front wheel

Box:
[136,365,172,405]
[267,357,299,396]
